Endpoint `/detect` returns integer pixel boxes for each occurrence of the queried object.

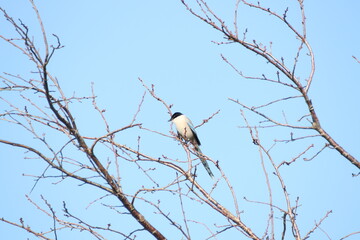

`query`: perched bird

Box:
[169,112,214,178]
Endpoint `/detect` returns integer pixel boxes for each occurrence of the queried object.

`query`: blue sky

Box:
[1,1,359,239]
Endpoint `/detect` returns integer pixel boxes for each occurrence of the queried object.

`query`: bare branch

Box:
[303,210,332,240]
[352,55,360,64]
[229,98,312,130]
[340,231,360,240]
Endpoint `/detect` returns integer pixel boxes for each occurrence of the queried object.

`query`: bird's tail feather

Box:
[195,145,214,179]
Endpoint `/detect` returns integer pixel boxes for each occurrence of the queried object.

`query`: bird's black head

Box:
[169,112,183,121]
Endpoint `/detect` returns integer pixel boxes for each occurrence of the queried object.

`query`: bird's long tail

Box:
[194,145,214,179]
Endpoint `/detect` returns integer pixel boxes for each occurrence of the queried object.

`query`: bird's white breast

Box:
[172,115,194,140]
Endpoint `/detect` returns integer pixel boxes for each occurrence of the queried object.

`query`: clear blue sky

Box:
[1,1,359,239]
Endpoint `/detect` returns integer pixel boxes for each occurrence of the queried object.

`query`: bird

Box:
[169,112,214,178]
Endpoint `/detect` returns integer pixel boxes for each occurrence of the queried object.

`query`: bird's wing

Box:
[187,119,201,146]
[186,117,213,178]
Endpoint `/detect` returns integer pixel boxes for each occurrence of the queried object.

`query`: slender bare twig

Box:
[241,110,274,238]
[229,98,312,130]
[303,210,332,240]
[340,231,360,240]
[176,175,191,239]
[303,143,329,161]
[352,55,360,64]
[0,218,53,240]
[277,144,314,168]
